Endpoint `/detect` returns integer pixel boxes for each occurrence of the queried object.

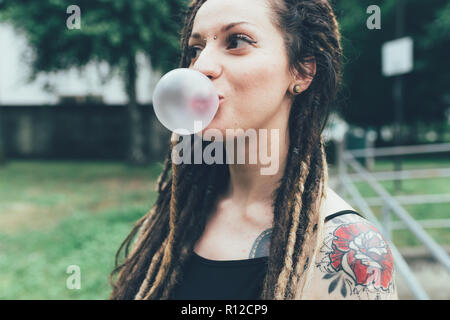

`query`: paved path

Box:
[396,260,449,299]
[396,248,450,300]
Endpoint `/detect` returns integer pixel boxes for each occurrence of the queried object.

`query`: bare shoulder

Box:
[303,188,398,299]
[320,187,357,218]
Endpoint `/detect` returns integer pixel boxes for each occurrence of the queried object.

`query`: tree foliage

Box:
[0,0,189,164]
[334,0,449,130]
[0,0,187,77]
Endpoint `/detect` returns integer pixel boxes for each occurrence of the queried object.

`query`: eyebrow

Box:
[189,21,255,41]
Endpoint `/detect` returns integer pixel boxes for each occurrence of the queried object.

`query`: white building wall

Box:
[0,24,162,105]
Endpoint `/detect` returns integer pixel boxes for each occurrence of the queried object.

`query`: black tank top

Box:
[171,209,362,300]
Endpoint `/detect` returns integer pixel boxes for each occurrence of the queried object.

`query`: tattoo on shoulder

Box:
[249,228,272,258]
[317,221,395,299]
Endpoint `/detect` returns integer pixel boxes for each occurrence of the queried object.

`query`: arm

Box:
[303,214,398,299]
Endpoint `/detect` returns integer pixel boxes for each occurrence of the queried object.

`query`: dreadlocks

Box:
[109,0,343,300]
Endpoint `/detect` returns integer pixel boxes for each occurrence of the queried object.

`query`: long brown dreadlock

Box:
[109,0,343,300]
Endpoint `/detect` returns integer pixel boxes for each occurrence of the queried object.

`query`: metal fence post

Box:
[336,132,347,194]
[0,107,6,164]
[365,129,377,171]
[382,203,392,241]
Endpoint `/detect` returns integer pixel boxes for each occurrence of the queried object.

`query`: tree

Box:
[333,0,450,142]
[0,0,188,165]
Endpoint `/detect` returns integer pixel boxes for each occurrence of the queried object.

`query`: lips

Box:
[189,96,214,113]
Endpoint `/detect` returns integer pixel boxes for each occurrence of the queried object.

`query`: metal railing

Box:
[341,173,430,299]
[335,140,450,300]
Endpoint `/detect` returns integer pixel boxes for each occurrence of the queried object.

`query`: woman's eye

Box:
[226,34,255,49]
[188,46,200,60]
[188,34,255,61]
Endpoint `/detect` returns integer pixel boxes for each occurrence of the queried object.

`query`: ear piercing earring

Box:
[293,84,302,95]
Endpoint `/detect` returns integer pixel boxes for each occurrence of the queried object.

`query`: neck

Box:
[223,124,290,209]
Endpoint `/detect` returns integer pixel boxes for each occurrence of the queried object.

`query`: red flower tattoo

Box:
[329,223,394,291]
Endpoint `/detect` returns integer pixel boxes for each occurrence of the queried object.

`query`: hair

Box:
[109,0,343,300]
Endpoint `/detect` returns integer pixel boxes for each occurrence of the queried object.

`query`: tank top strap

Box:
[324,209,363,223]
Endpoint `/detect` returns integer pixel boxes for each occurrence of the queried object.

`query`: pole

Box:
[393,0,405,192]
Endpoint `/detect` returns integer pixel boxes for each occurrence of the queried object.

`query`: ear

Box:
[292,57,317,91]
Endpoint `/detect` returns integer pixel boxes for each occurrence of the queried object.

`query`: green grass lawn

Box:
[0,157,448,299]
[0,160,162,299]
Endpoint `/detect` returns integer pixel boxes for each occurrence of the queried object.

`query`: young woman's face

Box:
[188,0,294,137]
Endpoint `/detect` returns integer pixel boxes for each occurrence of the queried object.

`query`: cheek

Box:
[233,61,289,117]
[205,53,290,132]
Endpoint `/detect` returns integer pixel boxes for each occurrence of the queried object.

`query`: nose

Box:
[190,46,221,80]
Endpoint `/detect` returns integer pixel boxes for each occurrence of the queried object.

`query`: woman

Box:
[110,0,397,300]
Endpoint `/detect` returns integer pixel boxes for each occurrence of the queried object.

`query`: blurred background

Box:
[0,0,448,299]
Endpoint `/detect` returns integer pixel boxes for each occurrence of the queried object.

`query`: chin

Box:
[196,124,226,142]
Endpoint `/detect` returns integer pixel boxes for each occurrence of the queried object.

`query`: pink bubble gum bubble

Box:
[152,68,219,135]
